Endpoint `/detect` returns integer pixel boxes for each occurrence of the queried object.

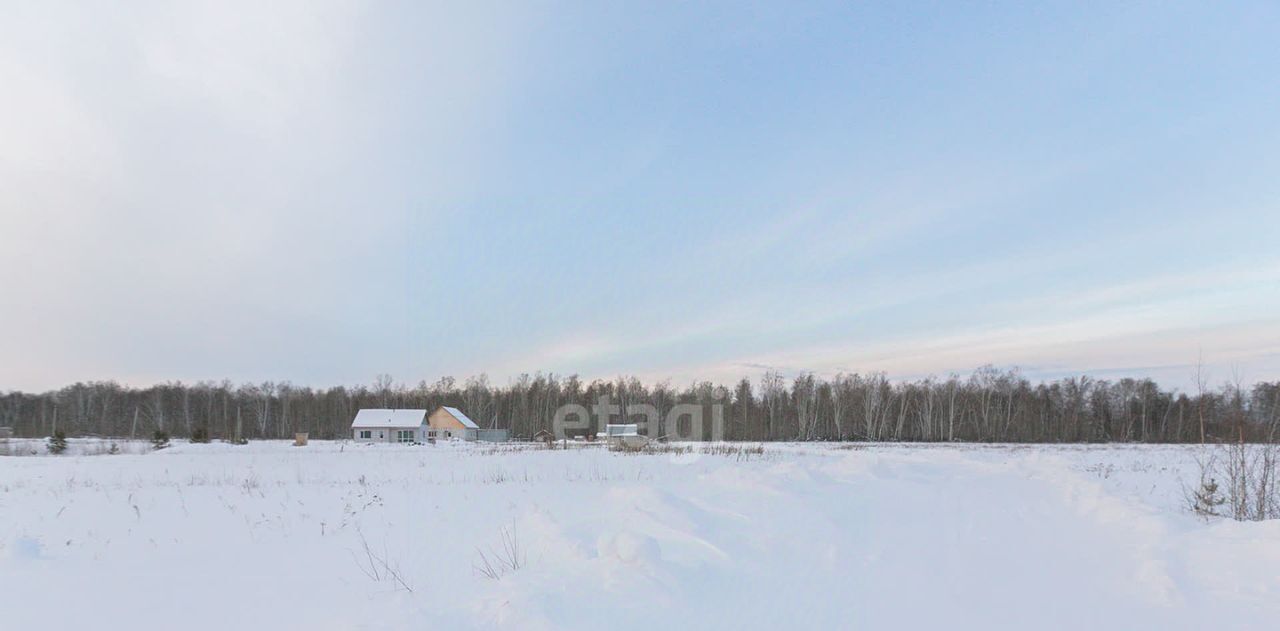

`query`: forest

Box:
[2,367,1278,444]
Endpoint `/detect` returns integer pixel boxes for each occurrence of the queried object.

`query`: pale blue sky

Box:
[2,1,1278,391]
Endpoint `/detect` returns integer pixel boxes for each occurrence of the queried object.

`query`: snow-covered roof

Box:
[442,406,479,429]
[351,409,427,429]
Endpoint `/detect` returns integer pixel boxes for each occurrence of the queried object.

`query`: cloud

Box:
[2,2,1276,392]
[0,2,533,390]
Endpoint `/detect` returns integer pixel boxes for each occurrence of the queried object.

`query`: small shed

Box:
[532,429,555,446]
[604,424,647,450]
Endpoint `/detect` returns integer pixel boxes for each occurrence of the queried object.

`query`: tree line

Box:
[2,367,1278,443]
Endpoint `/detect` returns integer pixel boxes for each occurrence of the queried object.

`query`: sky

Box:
[2,1,1278,393]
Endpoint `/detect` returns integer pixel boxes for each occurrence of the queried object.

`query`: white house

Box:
[350,406,499,443]
[350,409,428,443]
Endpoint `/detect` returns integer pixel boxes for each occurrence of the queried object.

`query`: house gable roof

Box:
[351,409,427,429]
[442,406,480,429]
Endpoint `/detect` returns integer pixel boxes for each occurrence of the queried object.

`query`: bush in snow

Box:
[190,427,210,443]
[1189,443,1280,521]
[1189,475,1225,518]
[46,430,67,455]
[152,430,170,450]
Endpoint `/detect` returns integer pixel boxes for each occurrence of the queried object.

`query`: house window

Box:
[428,430,438,438]
[359,430,372,439]
[396,430,415,443]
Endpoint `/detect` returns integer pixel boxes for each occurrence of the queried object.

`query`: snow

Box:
[443,406,480,429]
[2,441,1278,630]
[350,408,427,428]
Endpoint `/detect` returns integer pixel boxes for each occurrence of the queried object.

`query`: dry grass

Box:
[473,521,524,581]
[608,442,772,461]
[352,527,414,592]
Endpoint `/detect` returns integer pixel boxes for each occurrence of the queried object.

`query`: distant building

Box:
[350,409,428,443]
[604,423,647,449]
[349,407,507,443]
[426,406,479,441]
[532,429,555,446]
[604,423,638,437]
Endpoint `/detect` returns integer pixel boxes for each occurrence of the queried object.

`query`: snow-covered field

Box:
[3,440,1278,630]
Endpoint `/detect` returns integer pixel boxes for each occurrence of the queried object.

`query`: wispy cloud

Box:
[1,2,1277,391]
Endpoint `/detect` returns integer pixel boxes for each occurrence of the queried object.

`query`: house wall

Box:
[351,426,428,443]
[352,427,388,443]
[428,408,469,430]
[425,427,476,441]
[608,434,648,449]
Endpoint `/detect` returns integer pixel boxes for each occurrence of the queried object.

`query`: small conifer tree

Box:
[1192,477,1225,517]
[46,430,67,455]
